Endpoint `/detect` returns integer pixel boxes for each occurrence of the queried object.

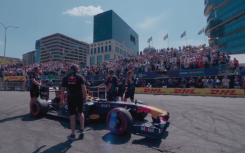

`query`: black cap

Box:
[34,67,39,71]
[108,69,114,74]
[70,65,79,73]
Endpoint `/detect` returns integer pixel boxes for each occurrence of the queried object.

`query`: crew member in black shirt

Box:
[105,70,118,101]
[29,67,41,111]
[60,65,87,140]
[117,73,126,101]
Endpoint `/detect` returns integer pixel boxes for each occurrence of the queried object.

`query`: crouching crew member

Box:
[29,67,41,110]
[124,70,135,102]
[60,65,87,140]
[117,73,126,101]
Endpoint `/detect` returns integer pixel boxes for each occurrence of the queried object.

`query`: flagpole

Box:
[204,30,206,45]
[185,30,187,46]
[168,35,169,48]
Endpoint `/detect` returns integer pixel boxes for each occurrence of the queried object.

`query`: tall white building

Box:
[87,39,135,66]
[35,33,89,63]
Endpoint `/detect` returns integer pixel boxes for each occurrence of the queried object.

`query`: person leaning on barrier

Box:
[202,76,208,88]
[60,65,87,140]
[222,76,230,89]
[180,77,187,88]
[29,67,42,111]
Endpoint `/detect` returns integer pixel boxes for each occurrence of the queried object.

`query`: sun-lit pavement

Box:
[0,91,245,153]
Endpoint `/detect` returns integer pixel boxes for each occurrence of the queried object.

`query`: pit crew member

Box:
[124,70,135,102]
[60,65,87,140]
[117,73,126,101]
[29,67,41,110]
[105,70,118,102]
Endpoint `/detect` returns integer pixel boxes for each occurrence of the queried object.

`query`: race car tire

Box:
[30,99,48,117]
[106,108,132,135]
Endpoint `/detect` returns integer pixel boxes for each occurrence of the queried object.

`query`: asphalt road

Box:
[0,91,245,153]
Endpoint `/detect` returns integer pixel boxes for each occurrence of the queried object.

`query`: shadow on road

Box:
[102,132,131,145]
[0,114,42,123]
[32,137,84,153]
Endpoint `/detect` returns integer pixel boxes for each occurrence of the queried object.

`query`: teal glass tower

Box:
[205,0,245,54]
[93,10,139,54]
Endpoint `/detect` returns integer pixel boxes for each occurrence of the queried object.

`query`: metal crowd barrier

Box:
[0,82,25,87]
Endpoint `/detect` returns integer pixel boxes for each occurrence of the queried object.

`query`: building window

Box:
[97,56,102,64]
[101,43,103,45]
[109,45,111,51]
[106,42,107,44]
[105,46,108,52]
[91,45,93,47]
[98,47,100,53]
[98,43,100,45]
[94,48,96,54]
[101,47,104,53]
[105,54,110,61]
[90,57,95,65]
[109,41,111,43]
[91,49,93,54]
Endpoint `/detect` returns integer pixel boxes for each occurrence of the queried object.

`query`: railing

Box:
[0,82,24,87]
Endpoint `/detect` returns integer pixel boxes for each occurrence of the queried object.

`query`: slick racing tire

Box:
[30,99,48,117]
[106,108,132,135]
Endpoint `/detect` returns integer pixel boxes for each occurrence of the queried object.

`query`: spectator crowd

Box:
[0,44,243,88]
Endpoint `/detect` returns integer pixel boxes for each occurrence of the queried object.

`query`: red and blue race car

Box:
[30,87,170,139]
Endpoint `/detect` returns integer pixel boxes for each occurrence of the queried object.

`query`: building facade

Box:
[87,39,135,66]
[87,10,139,66]
[22,51,35,65]
[204,0,245,54]
[35,33,89,63]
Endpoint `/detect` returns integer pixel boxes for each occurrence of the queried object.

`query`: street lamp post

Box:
[0,23,18,78]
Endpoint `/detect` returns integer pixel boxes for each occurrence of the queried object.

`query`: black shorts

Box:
[107,90,117,101]
[117,89,125,97]
[30,88,39,98]
[125,91,135,100]
[67,93,84,116]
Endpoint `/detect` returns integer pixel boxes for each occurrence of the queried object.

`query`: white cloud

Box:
[86,21,92,24]
[137,13,167,30]
[63,5,103,17]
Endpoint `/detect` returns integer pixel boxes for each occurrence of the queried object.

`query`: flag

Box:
[163,34,168,40]
[62,48,64,54]
[134,39,137,45]
[181,31,186,38]
[121,41,125,47]
[198,28,204,35]
[147,36,152,42]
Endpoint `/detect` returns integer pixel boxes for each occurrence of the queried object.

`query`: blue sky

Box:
[0,0,208,59]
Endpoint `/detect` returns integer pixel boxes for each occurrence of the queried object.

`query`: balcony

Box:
[207,11,215,23]
[204,2,214,16]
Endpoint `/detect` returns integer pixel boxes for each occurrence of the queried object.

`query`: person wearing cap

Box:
[104,69,118,101]
[60,65,87,140]
[117,73,126,101]
[29,67,42,111]
[124,70,136,102]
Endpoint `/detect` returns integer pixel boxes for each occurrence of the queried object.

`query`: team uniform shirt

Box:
[29,72,41,90]
[126,77,136,92]
[108,75,118,93]
[118,78,126,91]
[61,72,84,94]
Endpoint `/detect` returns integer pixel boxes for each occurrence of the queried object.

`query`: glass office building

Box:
[204,0,245,54]
[93,10,139,54]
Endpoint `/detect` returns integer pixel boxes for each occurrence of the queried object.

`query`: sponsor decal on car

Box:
[137,106,151,113]
[89,114,100,119]
[101,104,110,108]
[141,126,154,132]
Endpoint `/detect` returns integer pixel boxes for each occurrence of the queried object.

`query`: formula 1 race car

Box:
[30,87,170,139]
